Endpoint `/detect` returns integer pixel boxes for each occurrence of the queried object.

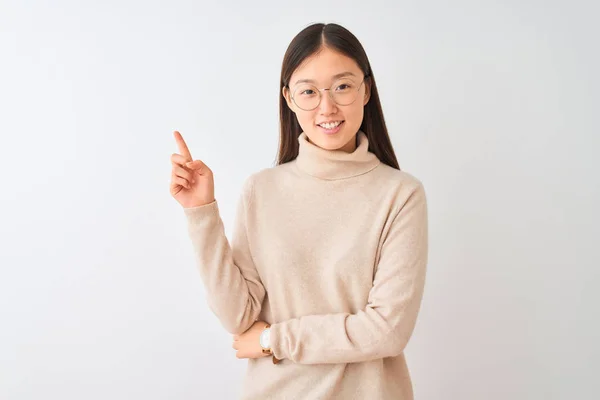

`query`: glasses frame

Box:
[288,74,370,111]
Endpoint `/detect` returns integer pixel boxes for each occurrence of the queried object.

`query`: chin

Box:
[311,131,355,151]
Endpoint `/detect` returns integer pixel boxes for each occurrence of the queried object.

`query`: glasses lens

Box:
[293,84,320,110]
[331,78,360,106]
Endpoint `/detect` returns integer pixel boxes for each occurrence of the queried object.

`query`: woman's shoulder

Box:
[247,162,294,182]
[373,163,425,192]
[239,162,296,196]
[372,165,428,217]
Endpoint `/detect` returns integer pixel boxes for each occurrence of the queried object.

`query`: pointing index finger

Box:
[174,130,193,161]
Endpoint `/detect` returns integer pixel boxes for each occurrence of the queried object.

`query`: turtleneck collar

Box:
[295,130,381,180]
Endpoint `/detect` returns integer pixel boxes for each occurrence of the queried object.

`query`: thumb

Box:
[186,159,212,175]
[186,160,203,170]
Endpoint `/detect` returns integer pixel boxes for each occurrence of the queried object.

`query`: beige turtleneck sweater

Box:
[183,131,428,400]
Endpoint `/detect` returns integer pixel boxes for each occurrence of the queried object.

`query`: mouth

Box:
[317,120,345,134]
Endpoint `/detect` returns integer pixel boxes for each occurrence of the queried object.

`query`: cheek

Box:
[295,111,316,130]
[345,104,364,125]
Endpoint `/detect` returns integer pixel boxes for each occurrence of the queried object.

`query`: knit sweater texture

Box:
[184,130,428,399]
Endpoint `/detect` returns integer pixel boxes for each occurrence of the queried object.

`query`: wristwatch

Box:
[259,324,280,364]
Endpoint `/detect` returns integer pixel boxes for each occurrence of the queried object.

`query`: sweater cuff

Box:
[182,200,219,222]
[269,322,287,361]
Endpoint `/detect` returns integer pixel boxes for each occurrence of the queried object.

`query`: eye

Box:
[335,83,352,91]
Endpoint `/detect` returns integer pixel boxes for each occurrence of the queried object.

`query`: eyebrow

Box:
[294,71,357,85]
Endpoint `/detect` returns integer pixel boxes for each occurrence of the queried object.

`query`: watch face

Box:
[260,328,271,349]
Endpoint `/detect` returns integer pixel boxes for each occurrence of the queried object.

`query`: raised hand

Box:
[170,130,215,208]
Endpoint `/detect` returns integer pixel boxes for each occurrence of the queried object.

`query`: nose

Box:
[318,90,338,114]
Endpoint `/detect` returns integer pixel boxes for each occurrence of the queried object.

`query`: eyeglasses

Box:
[289,75,369,111]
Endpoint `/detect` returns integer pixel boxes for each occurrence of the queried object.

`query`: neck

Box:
[295,131,380,180]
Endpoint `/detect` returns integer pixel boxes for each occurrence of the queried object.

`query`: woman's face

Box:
[283,47,370,153]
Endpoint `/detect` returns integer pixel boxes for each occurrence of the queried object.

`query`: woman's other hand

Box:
[232,321,271,359]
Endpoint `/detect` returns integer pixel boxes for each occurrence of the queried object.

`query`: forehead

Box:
[291,47,362,85]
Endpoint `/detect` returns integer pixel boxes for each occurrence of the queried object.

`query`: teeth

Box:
[319,121,342,129]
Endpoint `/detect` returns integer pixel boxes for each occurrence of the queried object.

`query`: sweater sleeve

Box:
[269,183,428,364]
[183,176,265,335]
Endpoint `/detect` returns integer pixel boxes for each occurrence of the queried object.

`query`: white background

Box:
[1,1,598,399]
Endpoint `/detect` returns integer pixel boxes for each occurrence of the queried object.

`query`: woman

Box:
[170,22,428,400]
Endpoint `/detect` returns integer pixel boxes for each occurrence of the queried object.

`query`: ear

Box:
[363,79,371,106]
[282,86,296,114]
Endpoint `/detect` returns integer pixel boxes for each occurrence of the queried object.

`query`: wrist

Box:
[260,324,280,364]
